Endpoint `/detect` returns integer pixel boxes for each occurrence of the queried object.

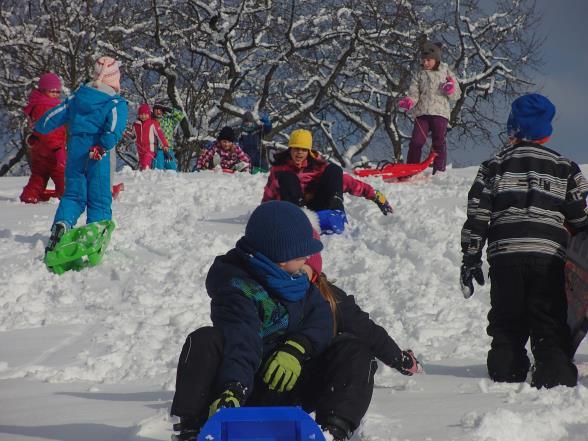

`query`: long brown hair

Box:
[315,273,338,335]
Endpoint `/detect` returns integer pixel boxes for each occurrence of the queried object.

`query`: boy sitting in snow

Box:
[170,201,332,440]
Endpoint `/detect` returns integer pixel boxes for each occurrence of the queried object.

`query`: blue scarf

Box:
[236,239,309,302]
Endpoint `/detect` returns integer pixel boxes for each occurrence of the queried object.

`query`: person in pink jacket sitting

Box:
[130,103,169,170]
[262,129,393,234]
[196,126,251,172]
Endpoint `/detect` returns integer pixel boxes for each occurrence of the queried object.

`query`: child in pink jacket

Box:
[20,73,67,203]
[196,126,251,172]
[131,103,169,170]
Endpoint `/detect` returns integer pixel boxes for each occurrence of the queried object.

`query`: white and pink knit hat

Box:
[93,56,121,91]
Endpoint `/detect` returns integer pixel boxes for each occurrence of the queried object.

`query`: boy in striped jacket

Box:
[460,94,588,389]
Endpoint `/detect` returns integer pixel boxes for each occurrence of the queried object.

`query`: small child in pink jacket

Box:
[131,103,169,170]
[196,126,251,172]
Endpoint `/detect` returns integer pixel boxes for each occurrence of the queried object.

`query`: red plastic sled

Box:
[353,151,437,181]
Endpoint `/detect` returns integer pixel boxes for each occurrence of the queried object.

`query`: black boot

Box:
[327,192,344,211]
[45,221,69,255]
[531,357,578,389]
[320,415,352,441]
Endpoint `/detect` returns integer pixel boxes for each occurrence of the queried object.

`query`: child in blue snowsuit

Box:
[36,56,128,253]
[238,111,272,172]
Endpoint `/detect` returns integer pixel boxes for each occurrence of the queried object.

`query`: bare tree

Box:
[0,0,543,174]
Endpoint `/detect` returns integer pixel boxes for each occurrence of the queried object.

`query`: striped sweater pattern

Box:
[461,142,588,263]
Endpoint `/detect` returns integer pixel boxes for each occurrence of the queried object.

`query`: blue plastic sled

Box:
[198,406,326,441]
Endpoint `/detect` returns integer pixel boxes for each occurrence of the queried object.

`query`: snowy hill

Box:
[0,168,587,441]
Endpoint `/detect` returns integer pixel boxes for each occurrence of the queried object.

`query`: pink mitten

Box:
[441,76,456,95]
[398,97,414,111]
[397,350,424,376]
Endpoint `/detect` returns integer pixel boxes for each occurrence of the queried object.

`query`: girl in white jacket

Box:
[398,41,461,173]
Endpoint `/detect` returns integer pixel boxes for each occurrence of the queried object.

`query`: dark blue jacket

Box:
[205,248,333,396]
[238,115,272,168]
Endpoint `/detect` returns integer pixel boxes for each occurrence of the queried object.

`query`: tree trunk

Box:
[0,143,28,177]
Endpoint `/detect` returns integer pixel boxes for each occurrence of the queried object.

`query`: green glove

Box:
[263,340,305,392]
[208,383,246,417]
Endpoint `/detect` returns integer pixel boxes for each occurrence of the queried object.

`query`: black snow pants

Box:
[276,163,344,211]
[171,327,376,431]
[486,256,577,388]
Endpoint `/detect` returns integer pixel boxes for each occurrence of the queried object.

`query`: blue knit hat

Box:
[242,201,323,262]
[507,94,556,140]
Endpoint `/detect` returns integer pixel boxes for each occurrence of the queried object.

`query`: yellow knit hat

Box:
[288,129,313,150]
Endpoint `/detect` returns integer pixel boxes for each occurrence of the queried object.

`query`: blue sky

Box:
[449,0,588,166]
[533,0,588,162]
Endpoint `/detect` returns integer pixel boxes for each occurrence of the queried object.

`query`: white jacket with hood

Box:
[406,62,461,120]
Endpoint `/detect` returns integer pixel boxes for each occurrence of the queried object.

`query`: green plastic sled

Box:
[44,220,116,275]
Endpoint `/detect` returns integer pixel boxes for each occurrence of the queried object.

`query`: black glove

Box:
[208,382,247,417]
[460,261,485,299]
[396,350,423,376]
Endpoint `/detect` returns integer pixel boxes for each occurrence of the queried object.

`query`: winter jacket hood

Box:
[24,89,61,117]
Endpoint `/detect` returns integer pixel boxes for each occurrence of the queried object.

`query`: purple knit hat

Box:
[38,73,62,91]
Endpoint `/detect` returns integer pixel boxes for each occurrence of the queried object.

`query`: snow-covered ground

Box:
[0,167,587,441]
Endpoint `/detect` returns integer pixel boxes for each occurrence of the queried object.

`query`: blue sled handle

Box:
[198,406,325,441]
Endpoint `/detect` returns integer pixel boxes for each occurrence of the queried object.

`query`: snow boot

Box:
[327,192,345,211]
[320,415,352,441]
[20,194,40,204]
[487,345,530,383]
[45,221,69,255]
[531,356,578,389]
